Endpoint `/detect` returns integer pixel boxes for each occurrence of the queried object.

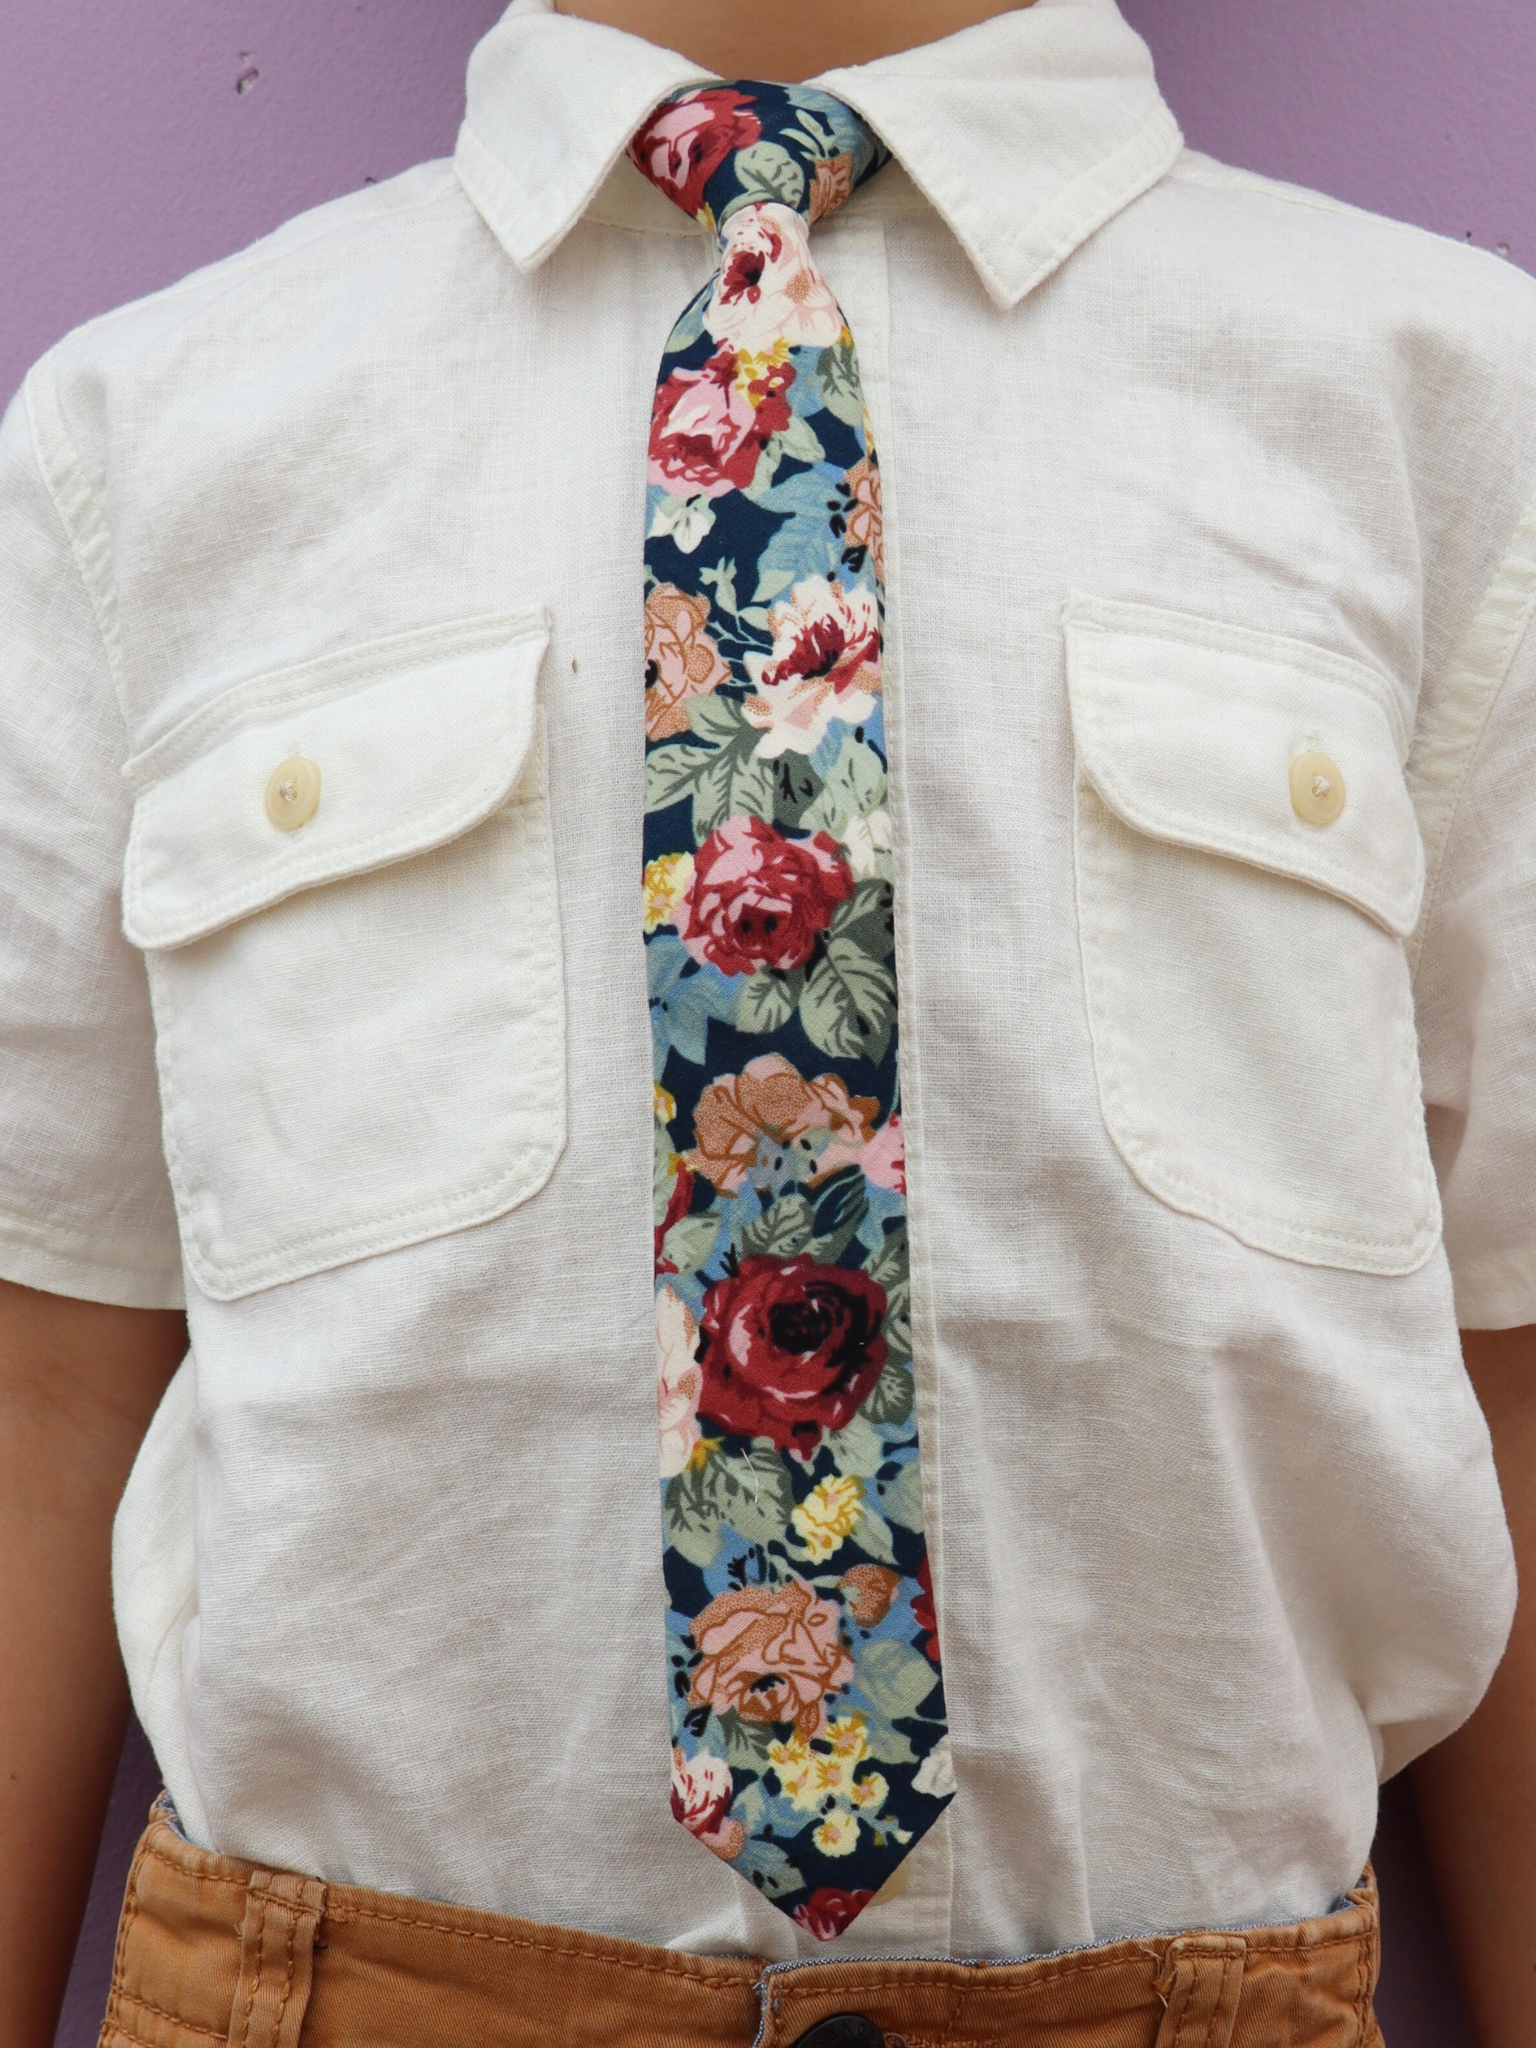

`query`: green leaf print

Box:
[858,1637,940,1722]
[821,1412,885,1480]
[880,1459,926,1533]
[852,1504,898,1567]
[861,1357,915,1427]
[817,339,865,427]
[771,755,822,831]
[707,1443,794,1545]
[686,693,750,744]
[733,1837,805,1900]
[880,1275,913,1362]
[799,939,897,1063]
[865,1222,908,1291]
[831,878,896,962]
[693,732,777,837]
[859,1716,918,1767]
[698,558,738,614]
[807,1163,868,1265]
[645,741,711,813]
[734,140,807,211]
[735,966,804,1035]
[662,1212,724,1274]
[718,1709,779,1770]
[740,1192,815,1260]
[801,732,888,842]
[664,1463,723,1569]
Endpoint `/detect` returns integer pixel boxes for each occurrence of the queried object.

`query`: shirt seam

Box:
[0,1208,183,1302]
[22,360,129,730]
[1171,149,1536,291]
[1449,1241,1536,1331]
[1406,491,1536,978]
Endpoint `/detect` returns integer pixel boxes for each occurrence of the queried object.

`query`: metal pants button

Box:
[790,2018,886,2048]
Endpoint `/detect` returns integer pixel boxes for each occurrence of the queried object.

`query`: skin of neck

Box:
[552,0,1034,80]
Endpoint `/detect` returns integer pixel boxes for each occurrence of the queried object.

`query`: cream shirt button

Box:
[1289,749,1346,827]
[264,756,321,831]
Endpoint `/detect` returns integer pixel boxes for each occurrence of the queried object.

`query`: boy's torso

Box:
[9,0,1534,1963]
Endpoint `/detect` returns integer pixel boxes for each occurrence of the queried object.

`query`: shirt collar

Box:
[454,0,1182,309]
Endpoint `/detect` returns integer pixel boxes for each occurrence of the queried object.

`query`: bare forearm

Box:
[0,1281,184,2048]
[1413,1326,1536,2048]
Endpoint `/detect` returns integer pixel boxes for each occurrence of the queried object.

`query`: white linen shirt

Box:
[2,0,1533,1962]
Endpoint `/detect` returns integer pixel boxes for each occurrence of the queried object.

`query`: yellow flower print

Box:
[850,1771,888,1811]
[642,852,695,933]
[829,1714,870,1766]
[791,1473,865,1563]
[654,1083,677,1125]
[814,1810,860,1857]
[767,1732,821,1812]
[733,337,791,401]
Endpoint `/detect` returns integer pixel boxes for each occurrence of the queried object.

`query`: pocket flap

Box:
[123,611,551,951]
[1063,595,1424,937]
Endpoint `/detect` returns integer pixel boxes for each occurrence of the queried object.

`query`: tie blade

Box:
[640,80,948,1933]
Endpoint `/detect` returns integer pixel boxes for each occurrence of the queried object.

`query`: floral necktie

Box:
[632,83,954,1941]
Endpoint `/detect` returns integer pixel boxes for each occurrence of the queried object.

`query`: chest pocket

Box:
[122,612,565,1301]
[1064,594,1439,1276]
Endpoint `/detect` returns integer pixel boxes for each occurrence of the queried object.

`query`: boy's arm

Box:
[0,1279,185,2048]
[1413,1324,1536,2048]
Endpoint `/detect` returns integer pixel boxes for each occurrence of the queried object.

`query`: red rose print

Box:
[676,815,853,977]
[913,1556,941,1663]
[627,88,761,221]
[794,1887,875,1942]
[649,347,794,500]
[698,1254,888,1456]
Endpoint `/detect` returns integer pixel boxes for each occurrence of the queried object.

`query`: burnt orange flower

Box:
[689,1579,853,1741]
[839,1565,901,1628]
[683,1052,877,1193]
[809,153,856,224]
[842,455,884,583]
[645,584,731,741]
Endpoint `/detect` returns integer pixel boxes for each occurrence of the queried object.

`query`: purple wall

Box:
[6,1,1528,2041]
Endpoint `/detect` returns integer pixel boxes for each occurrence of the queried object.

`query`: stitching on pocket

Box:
[1073,773,1441,1274]
[143,700,567,1300]
[124,610,550,788]
[1063,593,1408,755]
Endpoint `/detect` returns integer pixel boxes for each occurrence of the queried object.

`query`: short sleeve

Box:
[0,371,182,1308]
[1417,533,1536,1331]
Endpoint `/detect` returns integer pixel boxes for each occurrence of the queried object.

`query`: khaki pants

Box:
[99,1802,1383,2048]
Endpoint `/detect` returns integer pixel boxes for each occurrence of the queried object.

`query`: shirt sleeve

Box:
[0,370,183,1308]
[1417,546,1536,1332]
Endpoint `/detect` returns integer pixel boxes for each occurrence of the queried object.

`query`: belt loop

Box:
[1154,1933,1246,2048]
[227,1867,328,2048]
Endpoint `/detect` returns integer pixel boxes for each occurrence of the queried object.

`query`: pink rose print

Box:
[649,347,795,500]
[676,815,853,976]
[817,1112,905,1193]
[656,1285,704,1479]
[744,576,882,757]
[627,88,761,220]
[670,1748,746,1862]
[706,205,846,357]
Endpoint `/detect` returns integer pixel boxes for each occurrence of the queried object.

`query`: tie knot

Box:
[628,81,886,240]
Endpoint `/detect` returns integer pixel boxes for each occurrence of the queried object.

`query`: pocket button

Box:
[1289,750,1345,827]
[265,756,322,831]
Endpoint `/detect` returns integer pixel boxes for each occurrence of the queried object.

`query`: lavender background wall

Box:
[5,0,1529,2041]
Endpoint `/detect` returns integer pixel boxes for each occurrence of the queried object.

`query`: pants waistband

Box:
[100,1801,1383,2048]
